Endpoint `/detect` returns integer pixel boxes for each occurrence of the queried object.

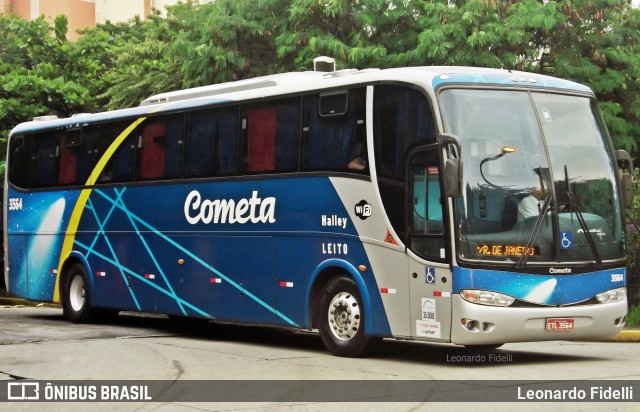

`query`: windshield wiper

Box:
[563,166,602,265]
[516,195,552,268]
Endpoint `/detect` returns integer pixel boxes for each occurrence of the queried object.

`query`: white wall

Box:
[152,0,180,15]
[95,0,145,23]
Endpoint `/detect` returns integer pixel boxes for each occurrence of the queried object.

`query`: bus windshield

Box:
[440,89,624,265]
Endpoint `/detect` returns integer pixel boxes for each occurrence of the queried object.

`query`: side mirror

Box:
[444,158,463,198]
[438,134,463,198]
[615,149,635,209]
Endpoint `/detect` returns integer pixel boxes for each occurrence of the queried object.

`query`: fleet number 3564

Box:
[9,197,23,211]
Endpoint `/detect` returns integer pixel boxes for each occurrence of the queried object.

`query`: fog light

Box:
[596,287,626,304]
[460,289,515,307]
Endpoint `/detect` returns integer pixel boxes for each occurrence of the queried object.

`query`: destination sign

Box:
[476,245,538,257]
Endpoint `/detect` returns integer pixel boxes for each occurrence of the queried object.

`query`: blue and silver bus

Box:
[4,64,633,356]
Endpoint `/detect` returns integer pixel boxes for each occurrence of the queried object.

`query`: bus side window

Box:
[241,97,300,174]
[409,149,447,262]
[247,108,277,172]
[31,131,59,188]
[185,108,238,178]
[58,129,81,185]
[373,85,436,241]
[95,121,136,184]
[163,115,185,178]
[137,115,185,181]
[185,111,215,178]
[138,121,167,180]
[8,135,30,188]
[412,165,443,234]
[75,126,96,185]
[302,88,367,173]
[216,109,239,175]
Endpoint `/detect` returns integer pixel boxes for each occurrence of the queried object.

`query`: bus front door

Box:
[407,147,452,341]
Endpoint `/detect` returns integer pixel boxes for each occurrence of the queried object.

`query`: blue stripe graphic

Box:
[78,188,298,326]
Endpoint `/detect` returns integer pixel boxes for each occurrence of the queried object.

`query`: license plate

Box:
[546,318,574,331]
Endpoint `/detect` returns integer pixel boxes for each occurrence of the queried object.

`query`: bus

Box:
[4,62,634,357]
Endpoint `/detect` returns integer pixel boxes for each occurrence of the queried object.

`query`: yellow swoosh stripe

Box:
[53,117,147,303]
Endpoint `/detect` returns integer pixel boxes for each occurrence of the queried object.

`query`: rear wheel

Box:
[318,276,379,357]
[63,263,95,323]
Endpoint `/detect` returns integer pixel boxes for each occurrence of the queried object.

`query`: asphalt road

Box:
[0,306,638,411]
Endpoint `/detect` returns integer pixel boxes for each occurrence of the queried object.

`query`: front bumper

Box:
[450,295,627,346]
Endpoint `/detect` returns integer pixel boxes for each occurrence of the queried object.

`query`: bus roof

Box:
[10,66,594,136]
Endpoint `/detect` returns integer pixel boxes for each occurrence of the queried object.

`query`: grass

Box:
[627,305,640,327]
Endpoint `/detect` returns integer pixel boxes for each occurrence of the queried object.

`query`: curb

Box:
[0,296,59,308]
[607,329,640,343]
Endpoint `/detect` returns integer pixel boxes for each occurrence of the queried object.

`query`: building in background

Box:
[0,0,181,40]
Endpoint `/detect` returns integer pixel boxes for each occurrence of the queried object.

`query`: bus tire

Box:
[318,276,378,357]
[63,263,95,324]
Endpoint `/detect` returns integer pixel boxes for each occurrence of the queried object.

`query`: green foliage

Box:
[625,168,640,307]
[86,12,183,110]
[627,304,640,327]
[2,0,640,174]
[0,14,102,162]
[275,0,406,69]
[166,0,282,86]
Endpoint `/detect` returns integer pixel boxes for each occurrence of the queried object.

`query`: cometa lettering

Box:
[184,190,276,225]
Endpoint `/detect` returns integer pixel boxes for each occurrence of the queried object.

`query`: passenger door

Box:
[406,146,452,341]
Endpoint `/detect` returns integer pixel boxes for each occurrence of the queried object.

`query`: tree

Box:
[81,12,184,110]
[167,0,285,86]
[275,0,406,69]
[383,0,640,153]
[2,0,640,158]
[89,0,288,109]
[0,14,103,172]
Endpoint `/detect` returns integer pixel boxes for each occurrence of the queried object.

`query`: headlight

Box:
[460,289,515,307]
[596,287,626,304]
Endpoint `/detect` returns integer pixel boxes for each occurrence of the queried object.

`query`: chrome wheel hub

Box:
[327,292,361,341]
[69,275,86,312]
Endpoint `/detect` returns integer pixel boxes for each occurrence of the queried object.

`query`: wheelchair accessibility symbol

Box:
[560,231,573,249]
[425,267,436,285]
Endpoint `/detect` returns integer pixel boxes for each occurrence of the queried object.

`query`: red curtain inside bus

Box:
[247,108,276,172]
[139,122,167,179]
[58,136,78,185]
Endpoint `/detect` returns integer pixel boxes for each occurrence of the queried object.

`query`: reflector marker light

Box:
[96,271,106,277]
[144,274,155,280]
[210,278,222,284]
[280,281,294,288]
[380,288,397,294]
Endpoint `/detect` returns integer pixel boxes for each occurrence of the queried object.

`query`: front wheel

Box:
[318,276,379,357]
[63,263,95,323]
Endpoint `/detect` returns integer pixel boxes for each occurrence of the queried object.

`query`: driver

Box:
[517,188,544,222]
